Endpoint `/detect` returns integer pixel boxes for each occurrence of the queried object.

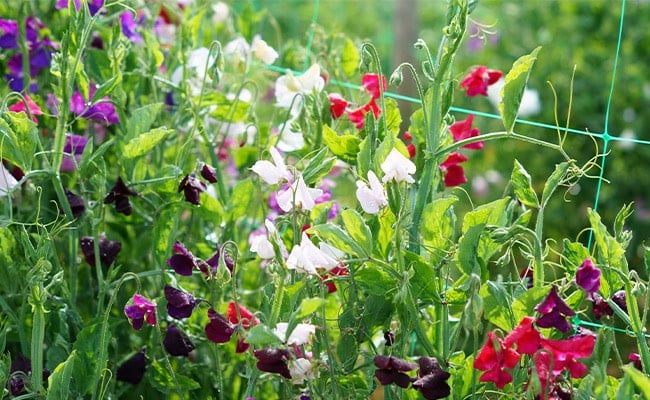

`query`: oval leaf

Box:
[499,46,541,133]
[511,160,539,208]
[123,128,173,159]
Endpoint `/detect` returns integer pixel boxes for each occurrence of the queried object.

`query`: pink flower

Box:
[361,73,386,99]
[576,258,600,296]
[539,333,596,379]
[460,66,502,97]
[124,294,156,330]
[449,114,483,149]
[8,95,42,123]
[439,152,468,187]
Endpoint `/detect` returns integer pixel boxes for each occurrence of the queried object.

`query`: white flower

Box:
[275,119,305,152]
[223,37,250,66]
[251,147,292,185]
[0,164,18,197]
[251,36,278,65]
[356,170,388,214]
[381,149,416,184]
[170,47,216,96]
[286,233,340,274]
[289,358,319,384]
[275,64,325,114]
[274,322,317,345]
[250,235,274,259]
[211,2,229,24]
[276,175,322,212]
[487,78,541,118]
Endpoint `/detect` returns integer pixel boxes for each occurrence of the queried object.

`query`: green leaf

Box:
[341,209,373,257]
[341,37,360,77]
[322,124,361,164]
[293,297,327,321]
[457,224,484,277]
[153,205,180,266]
[337,333,359,373]
[355,265,395,296]
[311,224,365,257]
[123,128,173,159]
[383,98,402,137]
[302,147,336,186]
[71,321,107,394]
[245,324,283,346]
[541,161,571,207]
[356,137,372,182]
[125,103,163,138]
[149,360,200,393]
[588,208,628,279]
[0,112,39,171]
[561,239,590,273]
[462,197,510,233]
[375,209,395,259]
[481,281,514,331]
[511,160,539,208]
[405,251,439,304]
[623,365,650,399]
[46,350,76,400]
[499,46,541,133]
[615,372,636,398]
[420,197,458,265]
[511,286,548,324]
[92,75,121,103]
[207,97,250,122]
[227,178,255,221]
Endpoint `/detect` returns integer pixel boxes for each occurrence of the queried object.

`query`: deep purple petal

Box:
[164,325,195,357]
[205,308,234,343]
[167,254,196,276]
[116,350,146,384]
[164,285,197,319]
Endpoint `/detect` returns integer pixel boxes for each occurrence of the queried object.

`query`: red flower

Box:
[474,332,520,389]
[503,316,541,355]
[328,93,348,119]
[226,301,259,329]
[322,264,348,293]
[449,114,483,149]
[439,152,468,187]
[345,73,386,129]
[460,66,502,97]
[361,73,387,99]
[539,333,595,378]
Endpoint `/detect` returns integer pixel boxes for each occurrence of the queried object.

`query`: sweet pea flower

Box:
[487,78,541,118]
[65,188,86,218]
[178,173,207,205]
[253,348,291,378]
[286,232,340,275]
[275,63,325,114]
[275,119,305,151]
[276,174,323,212]
[373,355,417,388]
[164,285,198,319]
[60,134,88,172]
[104,177,139,215]
[205,308,235,344]
[70,84,120,125]
[474,331,520,389]
[251,147,292,184]
[328,93,348,119]
[163,325,195,357]
[381,149,416,184]
[289,358,319,385]
[503,316,541,355]
[534,285,575,333]
[120,11,144,44]
[79,235,121,268]
[412,357,451,400]
[274,322,317,346]
[251,36,278,65]
[124,294,157,330]
[460,65,502,97]
[449,114,483,149]
[8,95,42,123]
[439,152,468,187]
[576,258,600,296]
[56,0,104,16]
[0,163,19,197]
[116,350,146,384]
[226,301,259,329]
[355,170,388,214]
[170,47,216,96]
[539,332,596,379]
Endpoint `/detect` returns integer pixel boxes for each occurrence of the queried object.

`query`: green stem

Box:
[30,288,45,394]
[532,208,545,288]
[624,280,650,372]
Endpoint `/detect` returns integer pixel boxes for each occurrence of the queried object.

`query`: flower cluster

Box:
[373,355,451,400]
[328,73,387,130]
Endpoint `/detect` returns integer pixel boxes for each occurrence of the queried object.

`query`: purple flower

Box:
[167,241,198,276]
[164,325,195,357]
[373,355,417,388]
[61,134,89,172]
[116,350,146,384]
[534,286,575,333]
[70,84,120,125]
[80,235,121,268]
[124,294,156,330]
[612,289,627,312]
[0,19,18,49]
[412,357,451,400]
[56,0,104,16]
[576,258,600,296]
[104,177,139,215]
[205,308,235,343]
[178,174,207,205]
[200,163,218,183]
[253,348,291,379]
[590,293,613,320]
[8,355,50,396]
[164,285,197,319]
[64,188,86,218]
[120,11,144,44]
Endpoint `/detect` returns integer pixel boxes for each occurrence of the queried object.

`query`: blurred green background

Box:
[237,0,650,270]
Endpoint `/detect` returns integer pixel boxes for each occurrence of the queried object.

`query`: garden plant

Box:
[1,0,650,399]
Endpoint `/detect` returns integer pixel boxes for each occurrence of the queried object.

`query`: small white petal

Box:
[251,36,278,65]
[381,149,416,183]
[289,358,318,384]
[250,235,274,259]
[0,164,18,197]
[275,322,317,346]
[356,170,387,214]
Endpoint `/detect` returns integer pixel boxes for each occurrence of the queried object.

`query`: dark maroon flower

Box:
[8,354,50,396]
[373,355,417,388]
[178,174,207,205]
[629,353,642,371]
[164,325,195,357]
[124,294,156,330]
[164,285,197,319]
[383,331,395,347]
[612,290,627,312]
[590,293,613,319]
[205,308,235,344]
[576,258,600,296]
[167,241,198,276]
[104,177,139,215]
[253,348,291,379]
[534,285,575,333]
[200,164,218,183]
[116,350,146,384]
[80,235,122,268]
[412,357,451,400]
[64,188,86,218]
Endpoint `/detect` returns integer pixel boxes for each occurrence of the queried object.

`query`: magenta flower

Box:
[61,134,88,172]
[460,65,502,97]
[539,332,596,379]
[124,294,157,330]
[164,285,197,319]
[328,93,348,119]
[439,152,468,187]
[373,355,417,389]
[449,114,483,149]
[503,316,541,355]
[56,0,104,16]
[205,308,235,344]
[576,258,600,296]
[164,325,195,357]
[534,286,575,333]
[120,11,144,44]
[70,84,120,125]
[116,350,146,384]
[253,348,292,379]
[0,19,18,49]
[8,95,42,123]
